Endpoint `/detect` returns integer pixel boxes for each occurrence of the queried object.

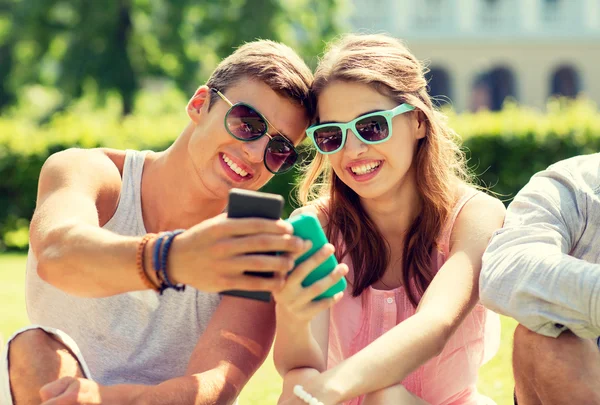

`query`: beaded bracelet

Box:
[136,233,159,292]
[293,385,325,405]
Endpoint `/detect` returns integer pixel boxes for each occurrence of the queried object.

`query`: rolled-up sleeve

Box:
[480,168,600,338]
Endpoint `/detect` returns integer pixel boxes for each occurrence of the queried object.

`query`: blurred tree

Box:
[0,0,17,109]
[1,0,347,115]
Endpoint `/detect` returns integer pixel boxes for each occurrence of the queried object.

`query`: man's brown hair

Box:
[206,40,315,119]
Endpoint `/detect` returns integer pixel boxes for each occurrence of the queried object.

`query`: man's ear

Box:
[415,110,427,140]
[186,86,210,124]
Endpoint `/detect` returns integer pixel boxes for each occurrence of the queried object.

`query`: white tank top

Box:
[26,150,222,385]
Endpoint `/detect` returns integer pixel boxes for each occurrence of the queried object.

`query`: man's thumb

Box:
[40,376,74,401]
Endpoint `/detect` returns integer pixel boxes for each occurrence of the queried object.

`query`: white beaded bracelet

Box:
[293,385,325,405]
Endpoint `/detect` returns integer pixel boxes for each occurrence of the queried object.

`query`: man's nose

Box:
[241,135,270,163]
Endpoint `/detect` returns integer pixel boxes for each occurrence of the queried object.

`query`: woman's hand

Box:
[273,243,348,324]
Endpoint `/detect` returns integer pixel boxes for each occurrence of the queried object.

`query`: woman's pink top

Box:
[327,189,501,405]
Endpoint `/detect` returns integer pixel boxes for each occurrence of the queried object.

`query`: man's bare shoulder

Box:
[39,148,124,223]
[99,148,127,175]
[41,148,122,185]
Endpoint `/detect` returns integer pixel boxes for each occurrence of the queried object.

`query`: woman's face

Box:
[316,81,425,201]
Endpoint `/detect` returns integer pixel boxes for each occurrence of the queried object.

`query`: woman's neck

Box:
[359,167,422,240]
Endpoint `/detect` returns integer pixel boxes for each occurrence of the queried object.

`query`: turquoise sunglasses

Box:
[306,103,415,154]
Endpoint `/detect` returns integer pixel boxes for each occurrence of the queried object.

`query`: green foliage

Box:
[1,96,599,251]
[451,99,600,201]
[0,0,347,113]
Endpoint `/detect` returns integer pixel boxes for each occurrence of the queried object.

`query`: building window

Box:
[550,65,580,98]
[543,0,561,22]
[479,0,517,29]
[413,0,451,30]
[471,67,517,111]
[350,0,386,30]
[425,67,452,106]
[541,0,575,28]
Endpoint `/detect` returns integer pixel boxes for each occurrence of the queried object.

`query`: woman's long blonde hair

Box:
[298,34,471,306]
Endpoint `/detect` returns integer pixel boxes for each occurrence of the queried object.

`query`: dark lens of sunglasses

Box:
[355,115,389,142]
[313,126,343,152]
[227,105,267,140]
[265,137,297,173]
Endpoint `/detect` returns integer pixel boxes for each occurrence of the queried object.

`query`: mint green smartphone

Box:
[286,213,347,300]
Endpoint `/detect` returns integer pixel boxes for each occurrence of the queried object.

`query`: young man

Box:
[480,153,600,405]
[1,40,314,405]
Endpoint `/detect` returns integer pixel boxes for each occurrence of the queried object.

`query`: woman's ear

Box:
[186,86,210,124]
[415,110,427,140]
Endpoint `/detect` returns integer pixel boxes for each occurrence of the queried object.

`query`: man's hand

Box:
[40,377,139,405]
[169,213,311,293]
[40,377,102,405]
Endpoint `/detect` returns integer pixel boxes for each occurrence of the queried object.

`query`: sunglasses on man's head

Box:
[210,88,298,174]
[306,103,415,154]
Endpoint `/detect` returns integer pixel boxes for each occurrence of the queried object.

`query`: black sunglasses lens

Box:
[355,115,388,142]
[265,137,297,173]
[313,126,343,152]
[226,104,267,140]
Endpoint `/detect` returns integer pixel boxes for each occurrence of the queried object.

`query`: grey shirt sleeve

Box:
[480,167,600,338]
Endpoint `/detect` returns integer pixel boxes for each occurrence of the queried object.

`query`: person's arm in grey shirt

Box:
[480,166,600,338]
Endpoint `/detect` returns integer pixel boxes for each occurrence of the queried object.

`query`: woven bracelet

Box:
[158,229,186,294]
[152,232,170,294]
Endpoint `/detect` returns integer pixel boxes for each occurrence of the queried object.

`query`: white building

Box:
[349,0,600,111]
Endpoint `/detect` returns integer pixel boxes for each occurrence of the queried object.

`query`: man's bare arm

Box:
[30,148,304,297]
[129,296,276,404]
[30,148,150,297]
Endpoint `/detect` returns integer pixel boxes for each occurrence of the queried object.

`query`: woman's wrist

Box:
[293,385,325,405]
[303,374,346,405]
[275,305,312,330]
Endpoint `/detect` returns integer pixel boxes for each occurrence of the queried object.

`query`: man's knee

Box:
[9,329,66,366]
[9,328,84,385]
[513,323,600,405]
[513,324,598,372]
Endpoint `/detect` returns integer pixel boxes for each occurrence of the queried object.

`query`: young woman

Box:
[272,34,505,405]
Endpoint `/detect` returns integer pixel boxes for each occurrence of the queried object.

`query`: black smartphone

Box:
[220,188,285,302]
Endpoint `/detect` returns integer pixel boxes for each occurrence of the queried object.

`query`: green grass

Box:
[0,253,29,340]
[0,253,516,404]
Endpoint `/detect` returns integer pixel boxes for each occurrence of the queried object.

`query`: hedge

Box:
[2,97,599,251]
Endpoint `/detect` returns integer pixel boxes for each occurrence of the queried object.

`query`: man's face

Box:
[187,79,309,200]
